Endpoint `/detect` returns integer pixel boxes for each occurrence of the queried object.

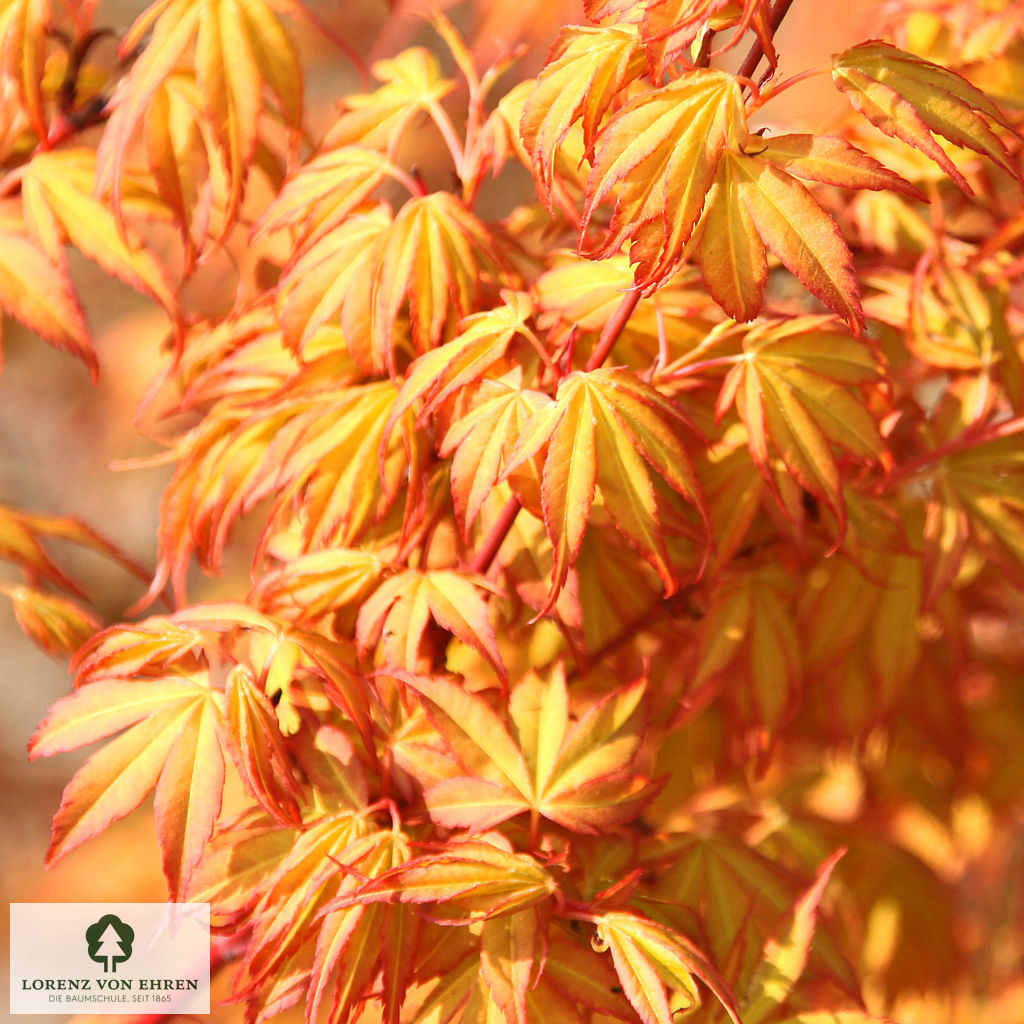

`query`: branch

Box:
[469,496,521,575]
[736,0,797,85]
[585,287,642,372]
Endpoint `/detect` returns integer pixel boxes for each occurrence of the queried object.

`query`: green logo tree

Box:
[85,914,134,973]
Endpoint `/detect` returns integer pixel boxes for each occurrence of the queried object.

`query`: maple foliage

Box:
[5,1,1024,1023]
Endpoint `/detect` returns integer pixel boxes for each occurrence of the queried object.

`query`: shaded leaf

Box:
[357,569,507,683]
[686,565,801,758]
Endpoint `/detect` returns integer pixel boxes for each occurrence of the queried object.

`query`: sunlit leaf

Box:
[833,40,1024,194]
[582,69,747,291]
[323,47,454,153]
[744,849,846,1024]
[30,675,225,897]
[716,317,883,528]
[503,368,706,610]
[0,585,100,657]
[521,23,641,205]
[595,911,741,1024]
[349,838,558,921]
[22,150,178,325]
[0,226,93,376]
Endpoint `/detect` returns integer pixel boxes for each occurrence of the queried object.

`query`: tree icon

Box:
[85,914,134,973]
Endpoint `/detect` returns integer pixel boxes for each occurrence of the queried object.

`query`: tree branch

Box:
[736,0,797,85]
[585,287,642,372]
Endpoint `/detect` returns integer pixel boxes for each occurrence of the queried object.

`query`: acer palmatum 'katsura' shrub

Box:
[4,0,1024,1021]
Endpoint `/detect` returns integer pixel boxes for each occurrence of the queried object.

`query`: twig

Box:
[736,0,797,85]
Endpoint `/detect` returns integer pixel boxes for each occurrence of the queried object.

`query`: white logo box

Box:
[10,903,210,1016]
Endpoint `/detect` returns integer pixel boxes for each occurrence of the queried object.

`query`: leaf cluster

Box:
[4,2,1024,1023]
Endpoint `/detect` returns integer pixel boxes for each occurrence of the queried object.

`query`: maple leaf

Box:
[356,569,507,683]
[305,829,412,1024]
[248,547,386,628]
[143,73,219,267]
[833,41,1024,195]
[646,831,853,990]
[593,910,741,1024]
[138,306,304,420]
[439,375,550,536]
[0,584,100,657]
[0,217,92,377]
[388,291,537,432]
[20,150,179,328]
[70,618,207,687]
[348,837,559,921]
[797,549,923,723]
[225,664,305,827]
[640,0,775,78]
[502,368,707,610]
[715,317,884,530]
[479,908,537,1024]
[543,925,636,1020]
[686,565,801,759]
[753,133,926,198]
[276,205,392,355]
[520,24,642,206]
[323,46,454,153]
[691,149,866,330]
[743,849,846,1024]
[96,0,304,235]
[401,667,656,834]
[865,257,1023,422]
[149,367,425,603]
[29,674,225,899]
[186,809,297,927]
[581,68,747,291]
[535,251,639,334]
[256,148,398,246]
[234,811,384,1012]
[922,428,1024,601]
[0,0,49,141]
[0,504,145,601]
[365,192,507,376]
